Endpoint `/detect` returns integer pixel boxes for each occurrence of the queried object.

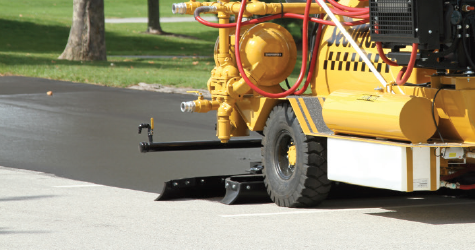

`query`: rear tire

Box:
[262,103,331,207]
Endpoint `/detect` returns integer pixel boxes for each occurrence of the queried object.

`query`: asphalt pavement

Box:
[0,76,260,193]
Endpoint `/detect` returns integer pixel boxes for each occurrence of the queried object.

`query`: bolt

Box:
[173,182,178,186]
[415,28,418,32]
[185,181,190,185]
[232,184,236,189]
[374,87,383,91]
[466,34,470,38]
[201,179,205,183]
[458,34,462,38]
[428,30,432,34]
[467,24,470,29]
[458,25,462,29]
[225,183,229,188]
[246,186,251,190]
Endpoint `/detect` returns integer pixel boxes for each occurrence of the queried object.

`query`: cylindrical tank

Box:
[322,90,439,143]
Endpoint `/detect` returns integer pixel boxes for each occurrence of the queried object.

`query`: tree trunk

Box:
[147,0,167,34]
[59,0,107,61]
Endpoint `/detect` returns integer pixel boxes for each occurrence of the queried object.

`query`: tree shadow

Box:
[0,227,50,235]
[0,52,214,70]
[0,195,56,202]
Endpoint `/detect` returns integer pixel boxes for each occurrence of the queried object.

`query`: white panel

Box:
[328,138,408,191]
[436,148,440,190]
[412,147,431,191]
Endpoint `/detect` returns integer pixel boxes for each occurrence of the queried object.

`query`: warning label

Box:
[356,94,380,102]
[413,178,429,189]
[264,53,283,57]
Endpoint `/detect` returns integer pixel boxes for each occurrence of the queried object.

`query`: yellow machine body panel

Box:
[235,97,281,132]
[310,0,434,97]
[397,78,475,144]
[313,19,435,97]
[322,90,438,144]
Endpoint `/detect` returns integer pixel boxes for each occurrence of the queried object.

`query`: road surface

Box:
[2,76,475,249]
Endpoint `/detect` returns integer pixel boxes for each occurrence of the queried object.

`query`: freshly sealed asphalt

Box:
[0,76,260,193]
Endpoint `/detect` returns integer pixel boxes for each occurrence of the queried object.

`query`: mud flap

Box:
[156,162,272,204]
[156,175,230,201]
[221,175,272,205]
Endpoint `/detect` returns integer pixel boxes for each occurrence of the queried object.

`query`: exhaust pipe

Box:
[139,139,262,153]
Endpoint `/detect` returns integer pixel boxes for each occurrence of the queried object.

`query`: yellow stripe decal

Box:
[298,98,319,133]
[317,97,325,107]
[289,99,311,134]
[430,148,437,191]
[406,148,413,192]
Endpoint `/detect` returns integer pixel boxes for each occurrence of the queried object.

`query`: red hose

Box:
[316,0,369,18]
[234,0,312,98]
[327,0,369,13]
[376,42,398,66]
[294,23,323,95]
[459,184,475,190]
[195,14,368,28]
[395,43,418,86]
[193,0,371,98]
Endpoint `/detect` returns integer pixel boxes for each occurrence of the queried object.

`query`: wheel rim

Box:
[274,129,295,180]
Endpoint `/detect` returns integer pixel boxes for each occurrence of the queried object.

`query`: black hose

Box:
[432,87,447,143]
[462,13,475,71]
[285,78,291,89]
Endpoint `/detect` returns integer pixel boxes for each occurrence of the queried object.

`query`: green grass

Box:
[0,0,303,89]
[0,0,182,21]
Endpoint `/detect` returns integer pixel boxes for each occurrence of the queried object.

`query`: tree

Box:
[59,0,107,61]
[145,0,195,39]
[146,0,168,35]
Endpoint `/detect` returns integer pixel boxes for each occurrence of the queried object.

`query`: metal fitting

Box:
[181,101,196,112]
[172,3,187,14]
[440,181,460,190]
[194,6,218,19]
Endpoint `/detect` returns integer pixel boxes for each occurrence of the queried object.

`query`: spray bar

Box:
[139,139,262,153]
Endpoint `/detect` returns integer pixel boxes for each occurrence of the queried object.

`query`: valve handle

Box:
[138,118,155,143]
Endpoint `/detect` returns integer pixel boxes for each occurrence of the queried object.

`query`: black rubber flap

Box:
[156,175,231,201]
[221,175,272,205]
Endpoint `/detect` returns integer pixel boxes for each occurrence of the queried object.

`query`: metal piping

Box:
[194,6,217,19]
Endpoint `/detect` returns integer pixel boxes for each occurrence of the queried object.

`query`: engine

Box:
[370,0,475,72]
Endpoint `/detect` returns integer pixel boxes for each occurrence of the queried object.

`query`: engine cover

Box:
[238,23,297,87]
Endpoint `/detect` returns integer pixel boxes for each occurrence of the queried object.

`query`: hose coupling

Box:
[181,101,196,112]
[172,3,187,14]
[440,181,460,190]
[194,6,218,19]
